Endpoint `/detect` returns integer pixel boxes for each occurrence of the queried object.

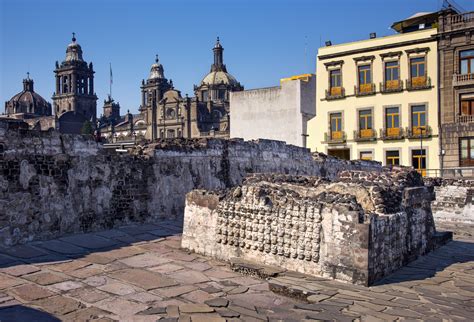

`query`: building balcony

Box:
[379,127,404,140]
[380,80,403,93]
[325,87,345,100]
[406,125,432,139]
[324,131,346,144]
[440,12,474,33]
[354,129,377,142]
[355,83,376,96]
[406,76,431,91]
[456,114,474,123]
[452,73,474,87]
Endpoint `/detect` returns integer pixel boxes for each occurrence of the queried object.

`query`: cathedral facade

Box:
[99,37,243,142]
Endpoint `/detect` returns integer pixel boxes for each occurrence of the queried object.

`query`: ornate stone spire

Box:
[212,37,226,72]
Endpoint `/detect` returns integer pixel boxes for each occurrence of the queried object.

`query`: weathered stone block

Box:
[182,170,443,286]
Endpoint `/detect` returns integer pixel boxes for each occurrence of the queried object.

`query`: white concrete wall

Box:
[230,76,316,147]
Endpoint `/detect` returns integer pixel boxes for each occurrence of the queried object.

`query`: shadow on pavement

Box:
[0,219,183,269]
[0,305,61,322]
[373,239,474,285]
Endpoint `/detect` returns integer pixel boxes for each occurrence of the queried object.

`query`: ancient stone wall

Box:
[424,177,474,228]
[182,170,438,286]
[0,122,381,246]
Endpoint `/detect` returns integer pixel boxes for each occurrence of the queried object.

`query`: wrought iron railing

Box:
[325,87,345,100]
[354,129,377,141]
[424,167,474,178]
[324,131,346,143]
[406,125,432,139]
[379,127,404,140]
[380,80,403,93]
[406,76,431,90]
[354,83,376,96]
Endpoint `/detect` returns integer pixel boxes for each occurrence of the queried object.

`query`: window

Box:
[330,69,342,87]
[385,107,400,136]
[359,151,373,161]
[329,69,342,96]
[218,89,226,100]
[385,61,400,81]
[330,112,342,140]
[461,96,474,116]
[358,65,371,85]
[358,109,373,138]
[358,65,373,94]
[386,150,400,166]
[202,90,208,102]
[460,49,474,75]
[167,129,175,138]
[359,110,372,130]
[410,57,426,78]
[411,105,426,135]
[412,149,427,176]
[460,137,474,166]
[384,60,400,90]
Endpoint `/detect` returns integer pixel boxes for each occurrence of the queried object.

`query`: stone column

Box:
[72,73,77,94]
[89,76,94,95]
[56,75,60,94]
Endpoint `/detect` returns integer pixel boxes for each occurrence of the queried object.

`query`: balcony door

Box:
[330,113,342,140]
[461,97,474,116]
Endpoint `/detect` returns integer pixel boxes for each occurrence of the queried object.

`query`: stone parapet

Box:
[0,122,381,247]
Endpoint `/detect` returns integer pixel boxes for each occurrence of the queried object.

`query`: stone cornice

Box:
[353,55,375,62]
[380,51,403,58]
[319,37,434,60]
[405,47,430,55]
[323,60,344,68]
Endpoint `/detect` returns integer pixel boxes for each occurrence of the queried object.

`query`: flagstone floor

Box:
[0,220,472,321]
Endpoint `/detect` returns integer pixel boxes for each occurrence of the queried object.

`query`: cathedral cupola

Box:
[65,33,84,62]
[5,73,52,117]
[149,55,165,80]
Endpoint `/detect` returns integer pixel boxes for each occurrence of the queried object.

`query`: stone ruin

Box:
[182,169,451,286]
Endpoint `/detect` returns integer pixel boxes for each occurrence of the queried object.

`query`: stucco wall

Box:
[230,76,316,147]
[308,29,440,171]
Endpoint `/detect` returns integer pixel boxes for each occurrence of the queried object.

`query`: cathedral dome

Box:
[65,33,84,62]
[200,70,239,86]
[5,76,52,116]
[199,37,240,88]
[149,55,165,80]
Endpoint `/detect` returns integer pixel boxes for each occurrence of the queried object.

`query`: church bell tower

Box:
[52,33,97,123]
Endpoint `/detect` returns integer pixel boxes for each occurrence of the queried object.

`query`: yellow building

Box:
[308,20,440,176]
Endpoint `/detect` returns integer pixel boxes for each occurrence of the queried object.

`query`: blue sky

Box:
[1,0,474,114]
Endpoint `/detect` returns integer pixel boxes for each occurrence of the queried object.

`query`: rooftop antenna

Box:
[109,62,113,99]
[442,0,465,12]
[304,35,308,73]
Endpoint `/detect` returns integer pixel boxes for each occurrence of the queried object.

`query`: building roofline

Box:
[318,29,436,61]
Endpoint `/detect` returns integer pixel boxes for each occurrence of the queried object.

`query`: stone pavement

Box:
[0,220,472,321]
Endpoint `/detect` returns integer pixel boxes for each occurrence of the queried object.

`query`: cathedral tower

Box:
[140,55,172,140]
[52,33,97,123]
